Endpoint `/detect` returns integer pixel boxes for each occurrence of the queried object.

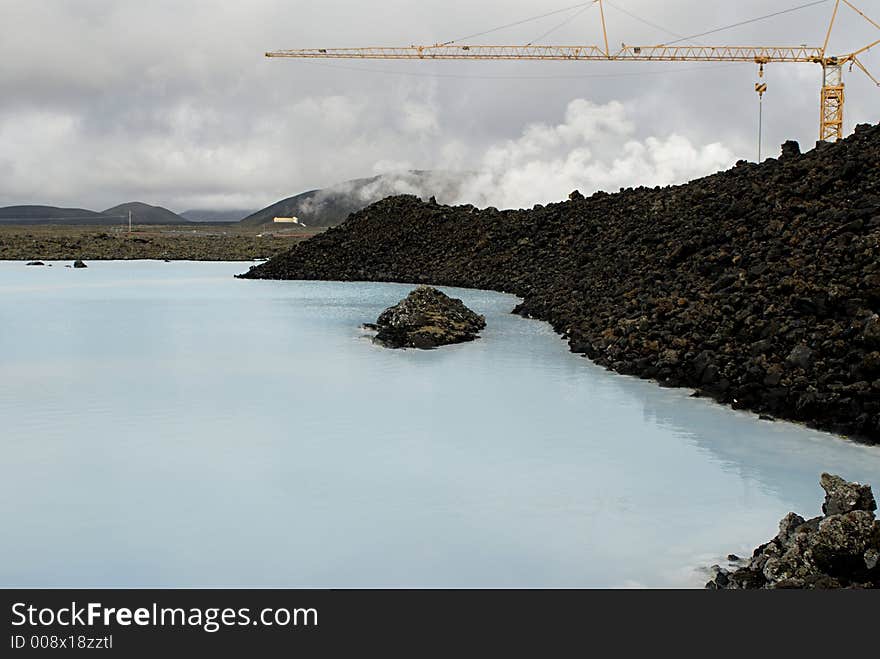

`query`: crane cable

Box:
[603,1,703,45]
[439,0,832,48]
[664,0,831,46]
[526,3,596,46]
[758,93,764,162]
[439,1,597,46]
[756,66,768,162]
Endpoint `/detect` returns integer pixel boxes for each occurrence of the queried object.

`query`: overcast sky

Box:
[0,0,877,211]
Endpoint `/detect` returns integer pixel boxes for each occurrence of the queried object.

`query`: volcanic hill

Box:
[0,206,116,224]
[241,123,880,443]
[0,202,189,225]
[102,202,188,225]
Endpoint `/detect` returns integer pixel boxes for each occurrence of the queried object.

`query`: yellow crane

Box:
[266,0,878,143]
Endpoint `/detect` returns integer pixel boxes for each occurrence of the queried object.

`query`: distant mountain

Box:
[0,202,191,225]
[102,202,189,225]
[1,173,470,228]
[0,205,115,224]
[240,171,469,227]
[180,209,256,222]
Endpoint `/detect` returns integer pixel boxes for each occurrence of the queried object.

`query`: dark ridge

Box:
[239,123,880,443]
[0,205,112,224]
[0,202,190,225]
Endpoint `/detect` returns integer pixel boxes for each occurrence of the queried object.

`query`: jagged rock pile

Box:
[706,474,879,589]
[365,286,486,349]
[240,123,880,442]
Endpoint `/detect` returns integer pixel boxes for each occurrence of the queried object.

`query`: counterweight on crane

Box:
[266,0,879,142]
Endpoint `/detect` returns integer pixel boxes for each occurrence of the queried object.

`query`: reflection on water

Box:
[1,261,878,588]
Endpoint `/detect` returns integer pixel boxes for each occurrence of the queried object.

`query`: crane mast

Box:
[267,0,878,142]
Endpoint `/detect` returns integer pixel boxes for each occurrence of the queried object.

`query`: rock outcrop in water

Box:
[367,286,486,349]
[240,123,880,443]
[706,473,879,589]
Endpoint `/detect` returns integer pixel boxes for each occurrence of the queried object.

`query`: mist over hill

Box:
[240,171,470,227]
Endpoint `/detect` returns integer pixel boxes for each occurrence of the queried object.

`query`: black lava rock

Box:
[369,286,486,349]
[780,140,801,159]
[820,472,877,516]
[73,260,87,268]
[706,474,880,589]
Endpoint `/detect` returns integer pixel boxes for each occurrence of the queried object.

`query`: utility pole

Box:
[128,210,132,234]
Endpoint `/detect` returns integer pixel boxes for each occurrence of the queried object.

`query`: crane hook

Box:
[755,63,767,99]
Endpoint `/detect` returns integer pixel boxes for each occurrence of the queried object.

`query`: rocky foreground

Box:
[707,474,879,589]
[240,123,880,443]
[366,286,486,349]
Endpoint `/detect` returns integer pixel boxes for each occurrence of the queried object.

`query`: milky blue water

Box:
[1,260,879,588]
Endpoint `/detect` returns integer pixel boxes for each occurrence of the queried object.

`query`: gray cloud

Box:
[0,0,876,211]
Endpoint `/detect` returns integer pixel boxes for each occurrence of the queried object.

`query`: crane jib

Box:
[267,46,827,63]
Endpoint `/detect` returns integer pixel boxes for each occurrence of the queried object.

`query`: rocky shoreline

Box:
[239,123,880,444]
[707,474,879,589]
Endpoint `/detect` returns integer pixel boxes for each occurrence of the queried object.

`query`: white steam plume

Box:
[450,99,735,210]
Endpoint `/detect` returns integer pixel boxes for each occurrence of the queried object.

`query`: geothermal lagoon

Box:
[2,261,879,587]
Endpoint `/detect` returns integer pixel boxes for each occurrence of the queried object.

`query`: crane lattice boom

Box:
[268,45,828,63]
